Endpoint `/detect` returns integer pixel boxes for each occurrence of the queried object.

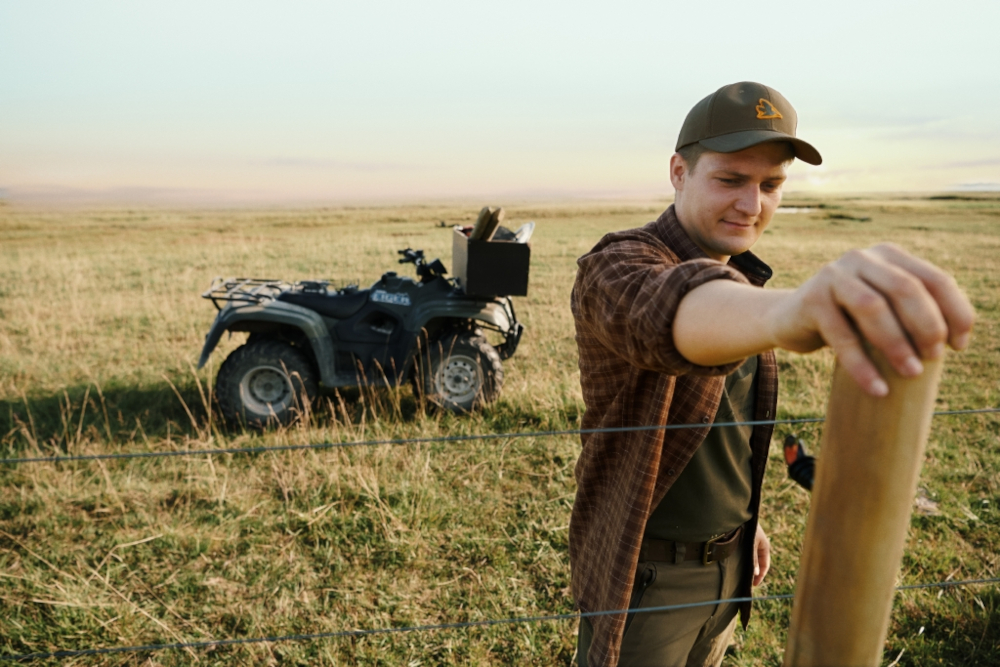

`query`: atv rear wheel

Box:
[418,333,503,412]
[216,339,318,428]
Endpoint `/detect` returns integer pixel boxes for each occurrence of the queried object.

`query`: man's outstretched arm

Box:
[673,243,975,396]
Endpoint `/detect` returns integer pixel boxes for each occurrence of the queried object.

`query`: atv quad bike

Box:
[197,245,525,427]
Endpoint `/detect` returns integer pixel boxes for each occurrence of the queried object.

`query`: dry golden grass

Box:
[1,194,998,665]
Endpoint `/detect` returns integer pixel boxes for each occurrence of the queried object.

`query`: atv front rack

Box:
[202,277,292,311]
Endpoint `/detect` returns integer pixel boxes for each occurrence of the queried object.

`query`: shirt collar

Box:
[653,205,773,287]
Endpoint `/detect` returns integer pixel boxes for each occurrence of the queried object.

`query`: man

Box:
[570,82,974,667]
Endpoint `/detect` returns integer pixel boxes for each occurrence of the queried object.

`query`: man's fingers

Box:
[815,302,890,397]
[830,273,928,379]
[855,259,948,362]
[867,244,975,351]
[755,544,770,586]
[752,527,771,587]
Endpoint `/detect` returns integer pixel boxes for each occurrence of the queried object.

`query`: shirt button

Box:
[701,416,710,423]
[667,468,676,476]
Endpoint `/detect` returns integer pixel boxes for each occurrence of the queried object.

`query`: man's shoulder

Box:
[579,209,685,268]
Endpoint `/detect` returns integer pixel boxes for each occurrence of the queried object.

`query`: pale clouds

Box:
[2,1,998,203]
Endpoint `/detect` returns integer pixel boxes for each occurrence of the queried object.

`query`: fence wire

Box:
[1,407,997,467]
[2,408,998,660]
[2,576,997,662]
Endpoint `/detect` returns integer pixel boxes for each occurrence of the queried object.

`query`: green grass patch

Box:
[1,197,998,664]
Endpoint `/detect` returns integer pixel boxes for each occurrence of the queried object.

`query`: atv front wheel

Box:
[418,333,503,412]
[216,339,318,428]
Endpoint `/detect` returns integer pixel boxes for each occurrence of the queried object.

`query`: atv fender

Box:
[197,301,339,388]
[412,298,522,361]
[471,300,513,331]
[411,299,513,333]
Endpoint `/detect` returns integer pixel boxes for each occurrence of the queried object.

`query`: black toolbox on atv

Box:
[452,227,531,297]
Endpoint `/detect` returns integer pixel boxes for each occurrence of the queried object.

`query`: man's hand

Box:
[768,243,973,396]
[752,523,770,587]
[674,243,975,396]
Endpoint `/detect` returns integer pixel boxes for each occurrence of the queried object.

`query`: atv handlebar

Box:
[398,248,425,265]
[397,247,447,283]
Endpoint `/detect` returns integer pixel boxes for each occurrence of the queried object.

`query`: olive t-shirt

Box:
[643,356,758,542]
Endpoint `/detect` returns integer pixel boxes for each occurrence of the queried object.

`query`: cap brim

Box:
[699,130,822,166]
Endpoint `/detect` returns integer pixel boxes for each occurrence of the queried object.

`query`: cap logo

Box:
[755,98,783,120]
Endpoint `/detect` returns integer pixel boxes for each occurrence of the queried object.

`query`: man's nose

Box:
[734,186,762,217]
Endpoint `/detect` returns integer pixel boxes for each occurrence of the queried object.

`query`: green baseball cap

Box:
[676,82,822,165]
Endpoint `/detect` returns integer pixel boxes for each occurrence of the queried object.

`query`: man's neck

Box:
[672,204,730,263]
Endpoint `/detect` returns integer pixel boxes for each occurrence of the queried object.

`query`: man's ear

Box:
[669,152,688,192]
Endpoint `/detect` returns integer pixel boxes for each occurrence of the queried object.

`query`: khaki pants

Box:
[577,541,745,667]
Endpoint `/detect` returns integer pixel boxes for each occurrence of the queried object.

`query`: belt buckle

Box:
[702,533,723,566]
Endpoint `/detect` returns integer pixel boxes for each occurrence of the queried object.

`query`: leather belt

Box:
[639,525,744,566]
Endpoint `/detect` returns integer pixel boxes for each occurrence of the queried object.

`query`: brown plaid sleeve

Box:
[573,224,750,376]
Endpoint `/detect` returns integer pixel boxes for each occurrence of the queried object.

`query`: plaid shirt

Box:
[569,205,778,666]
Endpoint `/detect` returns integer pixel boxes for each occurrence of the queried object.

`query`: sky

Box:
[2,1,999,204]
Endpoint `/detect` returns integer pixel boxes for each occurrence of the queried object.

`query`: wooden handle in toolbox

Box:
[470,206,505,241]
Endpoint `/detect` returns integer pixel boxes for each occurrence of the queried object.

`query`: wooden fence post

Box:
[782,350,944,666]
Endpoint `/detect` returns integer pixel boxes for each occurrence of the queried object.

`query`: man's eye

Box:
[718,178,739,185]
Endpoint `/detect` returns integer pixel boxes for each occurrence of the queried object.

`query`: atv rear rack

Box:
[202,277,291,311]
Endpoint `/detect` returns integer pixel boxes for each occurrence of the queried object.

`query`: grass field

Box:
[1,194,999,665]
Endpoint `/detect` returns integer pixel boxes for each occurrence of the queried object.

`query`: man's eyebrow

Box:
[713,170,787,181]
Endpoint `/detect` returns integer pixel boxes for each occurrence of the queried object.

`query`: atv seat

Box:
[277,290,370,319]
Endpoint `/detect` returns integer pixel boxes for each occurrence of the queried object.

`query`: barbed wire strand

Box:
[2,576,997,662]
[1,407,997,467]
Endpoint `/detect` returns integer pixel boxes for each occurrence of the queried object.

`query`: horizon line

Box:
[3,184,999,210]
